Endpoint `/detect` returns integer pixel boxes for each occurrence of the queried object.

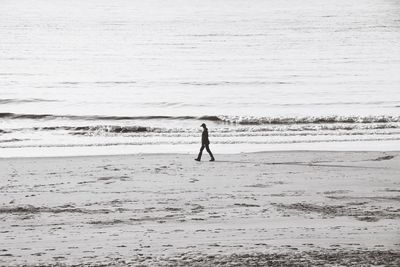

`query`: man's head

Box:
[200,123,207,129]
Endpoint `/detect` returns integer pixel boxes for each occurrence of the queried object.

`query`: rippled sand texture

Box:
[1,151,399,266]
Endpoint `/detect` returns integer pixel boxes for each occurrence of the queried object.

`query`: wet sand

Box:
[0,151,399,266]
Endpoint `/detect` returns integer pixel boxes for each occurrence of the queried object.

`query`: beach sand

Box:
[0,151,399,266]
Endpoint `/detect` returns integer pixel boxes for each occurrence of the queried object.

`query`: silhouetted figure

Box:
[195,123,215,162]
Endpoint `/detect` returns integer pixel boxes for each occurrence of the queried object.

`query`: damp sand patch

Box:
[0,205,112,215]
[273,202,400,222]
[14,249,399,266]
[154,249,400,267]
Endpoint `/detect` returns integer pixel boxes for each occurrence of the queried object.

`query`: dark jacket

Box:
[202,128,210,145]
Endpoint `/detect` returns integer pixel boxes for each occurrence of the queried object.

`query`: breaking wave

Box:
[216,115,400,125]
[8,123,400,135]
[36,125,160,134]
[1,112,399,125]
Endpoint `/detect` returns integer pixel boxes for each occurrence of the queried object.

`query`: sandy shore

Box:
[0,151,399,266]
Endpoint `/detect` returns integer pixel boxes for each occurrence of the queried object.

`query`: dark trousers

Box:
[197,144,214,160]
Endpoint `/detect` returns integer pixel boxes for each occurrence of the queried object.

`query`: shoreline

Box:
[1,148,400,160]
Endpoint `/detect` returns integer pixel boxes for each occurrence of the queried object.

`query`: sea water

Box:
[1,0,400,157]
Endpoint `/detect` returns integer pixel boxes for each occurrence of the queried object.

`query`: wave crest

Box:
[216,115,400,125]
[1,112,399,125]
[34,125,159,134]
[0,99,58,104]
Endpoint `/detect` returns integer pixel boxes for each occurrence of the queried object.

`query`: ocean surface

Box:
[1,0,400,157]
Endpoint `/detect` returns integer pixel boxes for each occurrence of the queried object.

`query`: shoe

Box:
[210,158,215,162]
[195,158,200,161]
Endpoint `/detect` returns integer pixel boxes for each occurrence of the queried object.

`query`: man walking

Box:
[195,123,215,162]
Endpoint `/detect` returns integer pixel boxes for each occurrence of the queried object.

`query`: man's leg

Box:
[205,144,215,161]
[196,145,205,161]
